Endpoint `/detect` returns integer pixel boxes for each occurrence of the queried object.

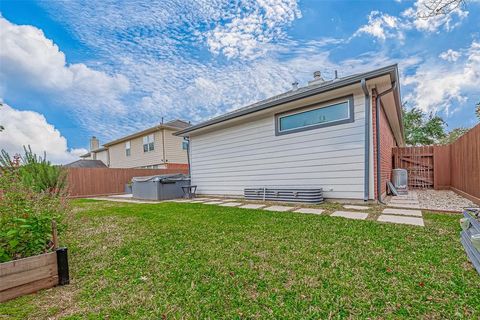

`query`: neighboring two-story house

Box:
[80,119,190,169]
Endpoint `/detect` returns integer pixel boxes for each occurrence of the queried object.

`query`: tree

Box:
[0,102,4,132]
[403,106,446,145]
[418,0,466,18]
[439,127,469,144]
[476,101,480,121]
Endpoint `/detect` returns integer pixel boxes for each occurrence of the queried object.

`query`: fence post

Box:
[56,247,70,285]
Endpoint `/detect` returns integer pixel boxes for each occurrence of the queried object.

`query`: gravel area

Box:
[417,189,477,212]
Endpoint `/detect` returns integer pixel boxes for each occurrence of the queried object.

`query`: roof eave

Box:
[103,124,186,147]
[175,64,399,136]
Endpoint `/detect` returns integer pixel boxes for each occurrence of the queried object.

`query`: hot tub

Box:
[132,174,190,201]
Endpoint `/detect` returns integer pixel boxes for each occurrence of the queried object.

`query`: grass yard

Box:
[1,200,479,319]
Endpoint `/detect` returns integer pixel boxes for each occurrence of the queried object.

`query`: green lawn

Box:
[1,200,479,319]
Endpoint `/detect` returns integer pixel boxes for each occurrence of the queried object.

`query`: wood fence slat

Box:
[393,124,479,204]
[393,145,433,189]
[449,124,480,203]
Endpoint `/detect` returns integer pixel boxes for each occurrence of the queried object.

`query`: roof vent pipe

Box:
[334,70,338,79]
[292,81,299,91]
[313,71,322,80]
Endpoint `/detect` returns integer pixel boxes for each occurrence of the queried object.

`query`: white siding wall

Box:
[190,88,366,199]
[94,150,109,166]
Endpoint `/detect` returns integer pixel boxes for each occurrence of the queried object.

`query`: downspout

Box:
[361,78,370,201]
[375,81,397,204]
[162,128,166,166]
[185,137,191,177]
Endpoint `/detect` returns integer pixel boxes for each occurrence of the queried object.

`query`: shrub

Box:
[0,146,68,195]
[0,148,69,262]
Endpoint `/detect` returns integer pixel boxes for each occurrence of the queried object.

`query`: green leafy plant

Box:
[476,101,479,121]
[439,127,470,145]
[403,106,447,145]
[0,148,69,262]
[0,146,68,195]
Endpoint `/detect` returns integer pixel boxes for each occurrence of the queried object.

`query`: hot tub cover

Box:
[131,173,189,183]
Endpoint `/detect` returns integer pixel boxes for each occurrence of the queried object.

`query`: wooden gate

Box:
[393,146,434,189]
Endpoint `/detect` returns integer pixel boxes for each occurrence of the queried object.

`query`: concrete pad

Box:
[331,211,368,220]
[239,204,266,209]
[293,208,324,215]
[389,199,420,205]
[219,202,242,207]
[382,208,422,217]
[377,214,424,227]
[263,205,295,212]
[168,199,193,203]
[388,203,421,209]
[343,205,370,210]
[204,201,225,205]
[109,194,133,199]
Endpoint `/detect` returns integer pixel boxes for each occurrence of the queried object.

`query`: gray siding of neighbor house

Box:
[189,87,367,199]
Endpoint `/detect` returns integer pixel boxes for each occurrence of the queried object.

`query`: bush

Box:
[0,148,69,262]
[1,146,68,195]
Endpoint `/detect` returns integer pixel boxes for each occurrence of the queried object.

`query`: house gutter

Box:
[361,78,370,201]
[175,64,399,136]
[375,81,397,204]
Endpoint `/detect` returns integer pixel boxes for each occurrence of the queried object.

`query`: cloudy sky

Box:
[0,0,479,163]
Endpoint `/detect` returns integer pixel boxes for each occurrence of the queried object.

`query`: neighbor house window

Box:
[276,95,354,135]
[143,134,154,152]
[125,141,131,156]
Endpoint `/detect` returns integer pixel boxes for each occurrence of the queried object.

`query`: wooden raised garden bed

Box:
[0,248,69,302]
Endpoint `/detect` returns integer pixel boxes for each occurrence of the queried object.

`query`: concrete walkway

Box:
[379,192,425,227]
[92,195,426,227]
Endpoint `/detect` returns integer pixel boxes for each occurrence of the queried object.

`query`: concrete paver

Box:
[219,202,242,207]
[331,211,368,220]
[239,204,267,209]
[377,214,425,227]
[263,205,295,212]
[293,208,324,215]
[343,205,370,210]
[382,208,422,217]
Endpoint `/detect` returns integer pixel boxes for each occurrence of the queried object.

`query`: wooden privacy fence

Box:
[393,124,480,204]
[449,124,480,204]
[67,168,189,198]
[393,146,434,188]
